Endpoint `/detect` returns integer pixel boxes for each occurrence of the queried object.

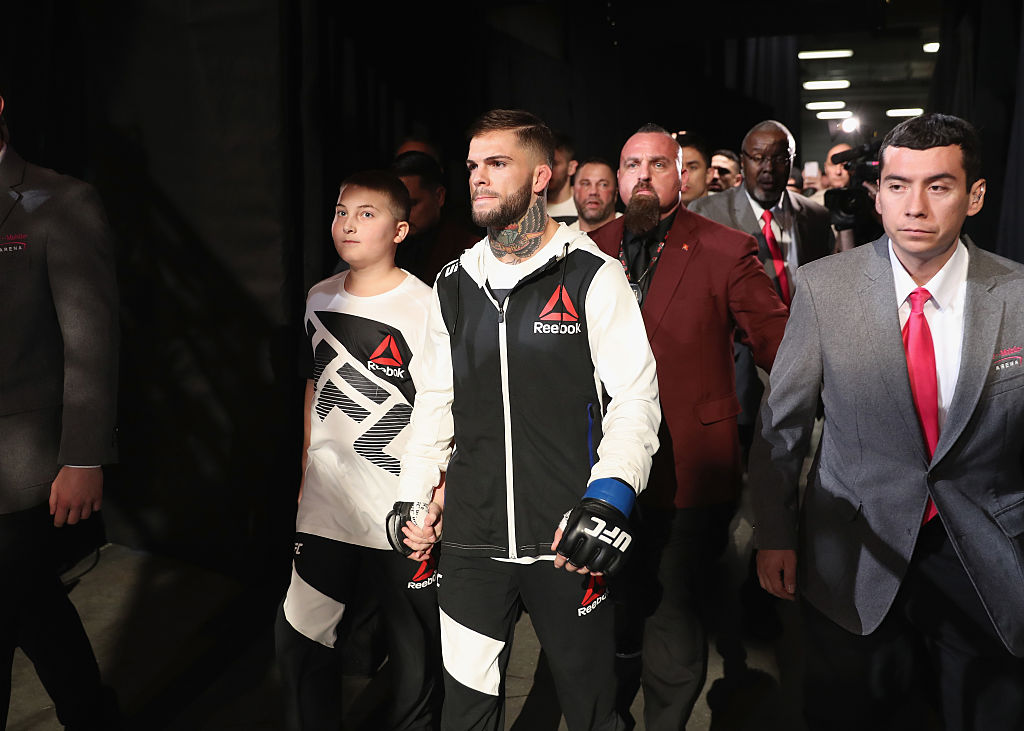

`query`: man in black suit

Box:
[0,93,119,728]
[690,120,834,452]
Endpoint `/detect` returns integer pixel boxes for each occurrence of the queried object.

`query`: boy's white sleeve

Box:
[397,286,455,503]
[585,260,662,494]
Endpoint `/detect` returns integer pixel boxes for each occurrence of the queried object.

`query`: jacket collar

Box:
[460,221,589,287]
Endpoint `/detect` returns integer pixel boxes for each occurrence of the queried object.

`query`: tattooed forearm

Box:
[489,196,547,263]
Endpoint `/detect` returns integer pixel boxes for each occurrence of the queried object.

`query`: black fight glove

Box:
[385,501,431,556]
[556,478,635,576]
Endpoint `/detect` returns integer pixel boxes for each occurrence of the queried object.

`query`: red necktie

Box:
[760,210,791,305]
[902,287,939,523]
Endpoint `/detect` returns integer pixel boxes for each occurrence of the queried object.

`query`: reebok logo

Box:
[534,285,582,335]
[408,557,437,589]
[368,334,406,378]
[578,575,609,616]
[583,517,632,552]
[539,285,578,322]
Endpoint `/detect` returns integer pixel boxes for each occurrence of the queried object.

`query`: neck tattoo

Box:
[488,196,547,264]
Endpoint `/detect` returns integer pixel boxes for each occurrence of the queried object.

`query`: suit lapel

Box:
[789,192,814,266]
[730,187,760,237]
[0,147,26,229]
[932,243,1003,465]
[643,208,700,340]
[858,238,929,460]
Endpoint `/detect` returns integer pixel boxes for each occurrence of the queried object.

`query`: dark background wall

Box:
[2,0,1021,586]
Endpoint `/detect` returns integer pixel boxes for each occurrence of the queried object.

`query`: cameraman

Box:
[824,141,884,250]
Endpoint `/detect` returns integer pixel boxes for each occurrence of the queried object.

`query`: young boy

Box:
[275,170,441,730]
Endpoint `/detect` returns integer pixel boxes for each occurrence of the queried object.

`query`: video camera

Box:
[824,140,885,246]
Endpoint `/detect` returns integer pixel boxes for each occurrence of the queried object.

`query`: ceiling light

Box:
[803,80,851,90]
[798,50,854,60]
[806,101,846,111]
[923,42,940,53]
[841,117,861,133]
[816,111,852,120]
[886,108,924,118]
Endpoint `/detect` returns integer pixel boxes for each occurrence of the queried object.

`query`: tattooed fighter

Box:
[386,109,661,731]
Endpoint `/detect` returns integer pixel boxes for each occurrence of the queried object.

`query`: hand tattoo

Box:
[489,196,547,264]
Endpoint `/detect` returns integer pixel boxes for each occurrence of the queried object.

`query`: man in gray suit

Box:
[0,93,119,728]
[690,121,833,453]
[751,113,1024,729]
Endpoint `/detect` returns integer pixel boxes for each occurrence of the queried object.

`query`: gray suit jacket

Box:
[0,146,118,513]
[689,185,835,291]
[750,237,1024,656]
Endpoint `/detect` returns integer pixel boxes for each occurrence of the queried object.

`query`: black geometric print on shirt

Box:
[339,362,389,405]
[315,379,369,423]
[316,311,417,405]
[312,339,338,386]
[353,402,413,475]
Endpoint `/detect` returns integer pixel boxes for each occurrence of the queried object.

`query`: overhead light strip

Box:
[923,42,940,53]
[806,101,846,110]
[798,50,854,60]
[886,108,924,118]
[803,80,851,90]
[816,111,853,120]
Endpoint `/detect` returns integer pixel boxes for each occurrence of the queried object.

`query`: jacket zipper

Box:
[483,281,517,557]
[482,243,572,559]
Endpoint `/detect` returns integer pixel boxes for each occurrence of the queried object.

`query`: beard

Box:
[623,183,662,234]
[578,197,616,226]
[472,178,533,229]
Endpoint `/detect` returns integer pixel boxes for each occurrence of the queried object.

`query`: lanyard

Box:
[619,237,667,305]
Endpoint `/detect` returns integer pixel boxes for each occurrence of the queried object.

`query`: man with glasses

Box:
[691,120,833,454]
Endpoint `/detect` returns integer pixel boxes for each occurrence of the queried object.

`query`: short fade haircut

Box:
[575,156,615,175]
[879,113,981,188]
[391,151,445,190]
[339,170,411,222]
[712,149,741,167]
[552,131,575,159]
[676,132,711,167]
[467,109,555,167]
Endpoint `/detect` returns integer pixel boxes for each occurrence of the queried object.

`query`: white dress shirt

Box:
[889,238,968,429]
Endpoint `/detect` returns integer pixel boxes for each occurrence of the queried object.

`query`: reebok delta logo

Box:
[578,575,608,616]
[534,285,581,335]
[408,557,437,589]
[368,334,406,378]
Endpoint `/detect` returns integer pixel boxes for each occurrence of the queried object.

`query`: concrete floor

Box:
[8,502,805,730]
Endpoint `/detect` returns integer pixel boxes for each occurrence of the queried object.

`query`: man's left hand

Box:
[49,466,103,527]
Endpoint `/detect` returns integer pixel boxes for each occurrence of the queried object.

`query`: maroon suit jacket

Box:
[590,206,788,508]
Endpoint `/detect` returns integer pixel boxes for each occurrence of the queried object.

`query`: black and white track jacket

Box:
[397,224,661,559]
